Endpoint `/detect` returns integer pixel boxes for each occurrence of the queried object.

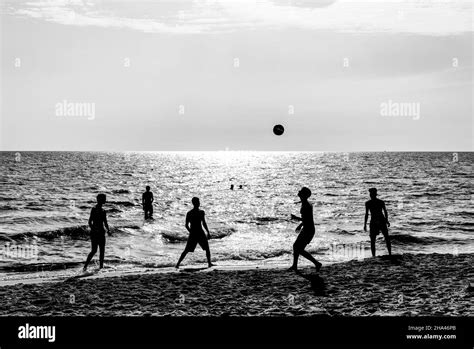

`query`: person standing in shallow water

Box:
[364,187,392,257]
[84,193,111,271]
[142,185,154,219]
[289,187,322,272]
[176,197,214,268]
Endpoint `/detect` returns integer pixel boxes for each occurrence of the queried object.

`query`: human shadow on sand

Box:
[295,270,326,296]
[379,254,403,265]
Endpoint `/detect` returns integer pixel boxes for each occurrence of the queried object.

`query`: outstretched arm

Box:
[364,203,369,231]
[202,212,210,238]
[291,214,302,221]
[151,193,154,204]
[142,193,145,206]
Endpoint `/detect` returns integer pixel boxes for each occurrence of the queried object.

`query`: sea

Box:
[0,151,472,282]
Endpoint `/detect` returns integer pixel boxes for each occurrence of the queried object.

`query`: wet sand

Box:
[0,253,472,316]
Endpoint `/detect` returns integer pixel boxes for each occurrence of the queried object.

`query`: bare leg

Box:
[176,250,188,268]
[84,244,98,271]
[300,250,322,271]
[383,233,392,256]
[370,235,376,257]
[99,238,105,269]
[206,249,214,267]
[289,245,299,271]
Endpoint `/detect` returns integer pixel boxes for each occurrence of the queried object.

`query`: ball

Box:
[273,124,284,136]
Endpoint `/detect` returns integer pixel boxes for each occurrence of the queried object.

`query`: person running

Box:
[364,188,392,257]
[84,193,111,271]
[142,185,154,219]
[176,197,214,268]
[289,187,322,272]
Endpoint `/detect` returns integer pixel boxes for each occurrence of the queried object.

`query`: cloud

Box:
[4,0,473,35]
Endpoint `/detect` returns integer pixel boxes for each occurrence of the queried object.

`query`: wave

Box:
[328,228,357,235]
[408,221,474,231]
[24,205,45,211]
[2,224,141,241]
[254,217,280,225]
[0,261,84,273]
[112,189,131,194]
[445,220,474,226]
[0,205,19,211]
[109,201,137,207]
[0,257,168,273]
[389,234,466,245]
[407,192,443,198]
[410,221,437,226]
[161,227,236,243]
[234,217,282,225]
[228,249,290,261]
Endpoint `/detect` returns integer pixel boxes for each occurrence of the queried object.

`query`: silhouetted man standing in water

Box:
[289,187,322,272]
[364,188,392,257]
[142,185,154,219]
[176,197,214,268]
[84,193,111,272]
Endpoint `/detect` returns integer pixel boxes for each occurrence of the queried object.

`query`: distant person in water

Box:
[84,193,111,272]
[230,184,234,190]
[142,185,154,219]
[289,187,322,272]
[238,185,243,189]
[176,197,214,268]
[364,188,392,257]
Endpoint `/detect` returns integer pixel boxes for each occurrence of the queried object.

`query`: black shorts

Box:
[185,232,209,252]
[293,229,315,252]
[90,232,106,249]
[370,221,388,237]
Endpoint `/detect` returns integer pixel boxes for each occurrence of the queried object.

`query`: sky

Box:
[0,0,472,151]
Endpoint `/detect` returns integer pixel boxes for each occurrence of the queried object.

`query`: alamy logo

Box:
[55,100,95,120]
[380,100,420,120]
[1,242,38,259]
[18,324,55,342]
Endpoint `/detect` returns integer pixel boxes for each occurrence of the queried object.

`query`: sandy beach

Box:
[0,253,472,317]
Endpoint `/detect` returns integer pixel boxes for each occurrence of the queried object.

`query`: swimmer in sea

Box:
[142,185,154,219]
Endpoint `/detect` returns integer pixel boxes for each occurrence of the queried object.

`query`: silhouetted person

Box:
[176,197,214,268]
[142,185,154,219]
[84,193,111,271]
[364,188,391,257]
[238,185,243,189]
[230,184,234,190]
[289,187,322,272]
